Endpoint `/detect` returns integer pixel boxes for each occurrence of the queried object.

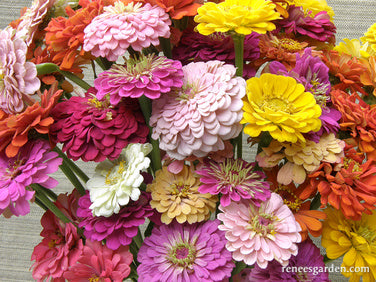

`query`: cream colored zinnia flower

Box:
[147,165,218,224]
[86,143,152,217]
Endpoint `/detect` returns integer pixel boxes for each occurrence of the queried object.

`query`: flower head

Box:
[86,143,152,217]
[83,2,171,61]
[137,219,235,281]
[145,0,202,19]
[0,27,40,114]
[150,60,245,160]
[77,191,154,250]
[194,0,280,36]
[196,158,270,207]
[0,139,61,217]
[148,165,217,224]
[361,22,376,52]
[50,88,149,162]
[94,54,184,104]
[322,208,376,282]
[218,193,301,268]
[241,73,322,143]
[64,240,133,281]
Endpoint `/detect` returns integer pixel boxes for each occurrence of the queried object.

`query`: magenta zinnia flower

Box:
[63,239,133,281]
[248,240,329,281]
[196,158,270,207]
[50,88,149,162]
[137,219,235,281]
[150,60,245,160]
[0,27,40,114]
[94,54,184,104]
[0,139,62,217]
[77,191,154,250]
[83,1,171,61]
[218,193,301,269]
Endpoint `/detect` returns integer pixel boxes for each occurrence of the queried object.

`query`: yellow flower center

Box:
[351,225,376,254]
[261,97,294,113]
[247,212,278,236]
[167,242,197,268]
[105,161,127,185]
[105,1,143,14]
[274,186,302,212]
[278,38,303,52]
[170,181,191,198]
[5,158,25,180]
[89,276,100,282]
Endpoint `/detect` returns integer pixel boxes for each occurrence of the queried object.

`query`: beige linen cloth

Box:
[0,0,375,280]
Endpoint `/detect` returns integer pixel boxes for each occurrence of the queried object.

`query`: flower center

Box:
[4,158,25,180]
[89,276,100,282]
[294,271,309,281]
[105,160,127,185]
[208,32,228,41]
[278,38,304,52]
[261,97,294,113]
[247,212,278,236]
[170,181,191,198]
[104,1,143,14]
[177,83,198,100]
[168,242,196,268]
[352,225,376,253]
[274,186,302,212]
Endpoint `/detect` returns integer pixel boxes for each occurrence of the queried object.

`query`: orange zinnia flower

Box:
[265,168,326,241]
[145,0,202,19]
[302,149,376,221]
[0,84,62,158]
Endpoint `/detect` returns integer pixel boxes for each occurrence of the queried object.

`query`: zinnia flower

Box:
[0,27,41,114]
[150,60,245,160]
[50,88,149,162]
[194,0,280,36]
[361,22,376,52]
[322,208,376,282]
[94,54,184,104]
[145,0,202,19]
[63,240,133,281]
[86,143,152,217]
[147,165,218,224]
[241,73,322,143]
[196,158,270,207]
[0,139,62,217]
[77,191,154,250]
[218,193,301,268]
[137,219,235,281]
[248,239,329,281]
[83,1,171,61]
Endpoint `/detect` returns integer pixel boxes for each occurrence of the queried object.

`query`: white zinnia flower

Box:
[86,143,152,217]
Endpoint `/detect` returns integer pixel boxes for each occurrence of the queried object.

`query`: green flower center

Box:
[167,242,196,268]
[351,225,376,254]
[105,160,127,185]
[247,212,278,236]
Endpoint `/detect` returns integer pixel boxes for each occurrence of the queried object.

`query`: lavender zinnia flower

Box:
[0,139,62,217]
[248,240,330,281]
[77,191,154,250]
[137,219,235,281]
[196,158,270,207]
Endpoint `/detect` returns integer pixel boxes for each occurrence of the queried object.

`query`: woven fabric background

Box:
[0,0,375,281]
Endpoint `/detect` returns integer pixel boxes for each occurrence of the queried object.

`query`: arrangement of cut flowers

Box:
[3,0,376,280]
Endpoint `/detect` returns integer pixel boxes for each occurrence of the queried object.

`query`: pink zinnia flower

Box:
[0,139,62,217]
[94,54,184,104]
[83,1,171,61]
[196,158,270,207]
[31,211,83,280]
[0,27,40,114]
[63,239,133,281]
[77,191,154,250]
[150,60,245,160]
[218,193,301,268]
[137,219,235,281]
[50,88,149,162]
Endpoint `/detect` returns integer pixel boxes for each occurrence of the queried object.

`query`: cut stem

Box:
[59,160,87,196]
[53,147,89,183]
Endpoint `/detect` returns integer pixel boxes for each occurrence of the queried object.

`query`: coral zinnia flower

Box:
[147,165,218,224]
[196,158,270,207]
[94,54,184,104]
[218,193,301,268]
[137,219,234,281]
[241,73,322,143]
[83,1,171,61]
[322,208,376,282]
[194,0,280,36]
[145,0,202,19]
[0,84,62,158]
[150,60,245,160]
[64,240,133,281]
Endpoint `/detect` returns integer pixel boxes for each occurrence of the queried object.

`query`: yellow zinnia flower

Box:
[322,208,376,282]
[287,0,334,20]
[361,23,376,53]
[241,73,322,143]
[194,0,280,36]
[147,165,218,224]
[334,38,376,60]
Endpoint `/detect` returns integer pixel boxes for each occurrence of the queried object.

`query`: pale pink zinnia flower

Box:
[83,1,171,61]
[218,193,301,269]
[150,60,245,160]
[63,240,133,281]
[0,27,40,114]
[94,54,184,104]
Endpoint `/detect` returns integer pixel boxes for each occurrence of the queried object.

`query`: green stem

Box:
[159,37,172,59]
[53,147,89,183]
[91,60,97,79]
[34,198,48,211]
[134,228,144,250]
[59,160,87,196]
[138,95,162,172]
[31,184,71,223]
[33,183,58,201]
